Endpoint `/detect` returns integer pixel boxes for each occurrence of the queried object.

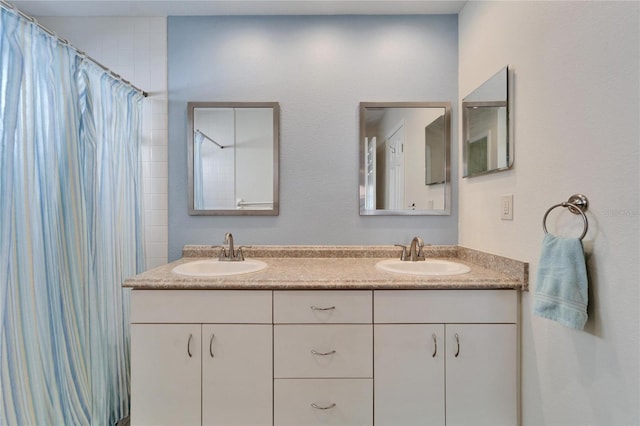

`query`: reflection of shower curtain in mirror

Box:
[194,131,205,209]
[365,137,377,210]
[194,108,235,209]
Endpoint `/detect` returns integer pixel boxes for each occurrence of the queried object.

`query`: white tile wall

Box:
[38,16,169,270]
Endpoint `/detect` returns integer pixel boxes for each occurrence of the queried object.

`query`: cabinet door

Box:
[374,324,445,426]
[446,324,517,426]
[202,324,273,426]
[130,323,201,426]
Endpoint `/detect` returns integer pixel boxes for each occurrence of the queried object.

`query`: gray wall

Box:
[168,15,458,260]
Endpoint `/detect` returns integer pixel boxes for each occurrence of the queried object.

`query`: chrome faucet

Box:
[219,232,245,261]
[396,236,426,261]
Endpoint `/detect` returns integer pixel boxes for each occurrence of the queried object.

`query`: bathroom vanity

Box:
[124,246,527,426]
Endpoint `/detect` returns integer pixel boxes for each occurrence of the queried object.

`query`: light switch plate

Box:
[501,195,513,220]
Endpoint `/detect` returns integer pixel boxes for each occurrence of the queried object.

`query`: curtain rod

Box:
[195,129,229,149]
[0,0,148,97]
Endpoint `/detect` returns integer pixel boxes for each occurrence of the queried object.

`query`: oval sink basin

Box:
[375,259,470,276]
[172,259,267,277]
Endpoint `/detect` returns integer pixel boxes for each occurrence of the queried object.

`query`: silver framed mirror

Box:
[359,102,451,216]
[462,66,512,178]
[187,102,279,215]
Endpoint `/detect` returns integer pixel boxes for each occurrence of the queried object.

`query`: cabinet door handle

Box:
[311,403,336,410]
[310,305,335,311]
[454,333,460,358]
[432,333,437,358]
[209,334,215,358]
[187,334,193,358]
[311,349,336,356]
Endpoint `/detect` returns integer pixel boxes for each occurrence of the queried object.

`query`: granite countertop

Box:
[124,245,528,291]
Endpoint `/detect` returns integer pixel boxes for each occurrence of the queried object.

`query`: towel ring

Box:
[542,194,589,241]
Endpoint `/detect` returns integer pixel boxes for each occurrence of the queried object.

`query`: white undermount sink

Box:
[172,259,267,277]
[375,258,471,276]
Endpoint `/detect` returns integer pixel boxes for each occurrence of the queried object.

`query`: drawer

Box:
[130,290,272,323]
[374,289,518,324]
[274,379,373,426]
[274,325,372,378]
[274,290,372,323]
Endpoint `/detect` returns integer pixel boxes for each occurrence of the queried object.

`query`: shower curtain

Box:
[0,6,145,425]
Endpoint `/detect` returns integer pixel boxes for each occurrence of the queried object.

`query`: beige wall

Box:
[459,2,639,424]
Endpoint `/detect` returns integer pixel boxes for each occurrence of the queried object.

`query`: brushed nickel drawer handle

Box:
[454,333,460,358]
[187,334,193,358]
[432,333,437,358]
[311,349,336,356]
[311,305,336,311]
[311,403,336,410]
[209,333,215,358]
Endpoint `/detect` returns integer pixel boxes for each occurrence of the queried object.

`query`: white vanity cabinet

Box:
[129,287,519,426]
[374,290,519,426]
[130,290,273,426]
[273,290,374,426]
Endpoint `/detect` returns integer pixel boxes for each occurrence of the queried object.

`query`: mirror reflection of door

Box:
[385,122,405,210]
[359,102,451,215]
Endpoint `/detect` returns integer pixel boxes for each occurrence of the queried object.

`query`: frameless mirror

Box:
[462,66,512,177]
[359,102,451,215]
[187,102,279,215]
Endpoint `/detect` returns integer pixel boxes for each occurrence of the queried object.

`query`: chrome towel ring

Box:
[542,194,589,240]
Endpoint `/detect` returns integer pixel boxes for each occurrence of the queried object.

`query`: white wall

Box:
[459,2,639,425]
[37,17,169,270]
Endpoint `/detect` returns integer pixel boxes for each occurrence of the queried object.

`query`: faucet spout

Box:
[219,232,245,261]
[224,232,234,257]
[408,236,425,261]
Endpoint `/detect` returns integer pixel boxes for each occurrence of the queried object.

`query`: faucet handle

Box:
[218,247,228,260]
[394,244,408,261]
[235,246,251,261]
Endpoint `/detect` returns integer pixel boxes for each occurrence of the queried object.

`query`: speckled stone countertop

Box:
[124,245,528,291]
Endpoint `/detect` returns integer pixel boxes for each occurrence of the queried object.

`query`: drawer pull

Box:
[432,333,437,358]
[311,349,337,356]
[311,403,336,410]
[187,334,193,358]
[209,334,215,358]
[310,305,336,311]
[454,333,460,358]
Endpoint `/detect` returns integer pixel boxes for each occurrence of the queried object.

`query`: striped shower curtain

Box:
[0,6,145,425]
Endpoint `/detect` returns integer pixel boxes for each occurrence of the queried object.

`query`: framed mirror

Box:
[462,66,512,178]
[187,102,279,215]
[359,102,451,216]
